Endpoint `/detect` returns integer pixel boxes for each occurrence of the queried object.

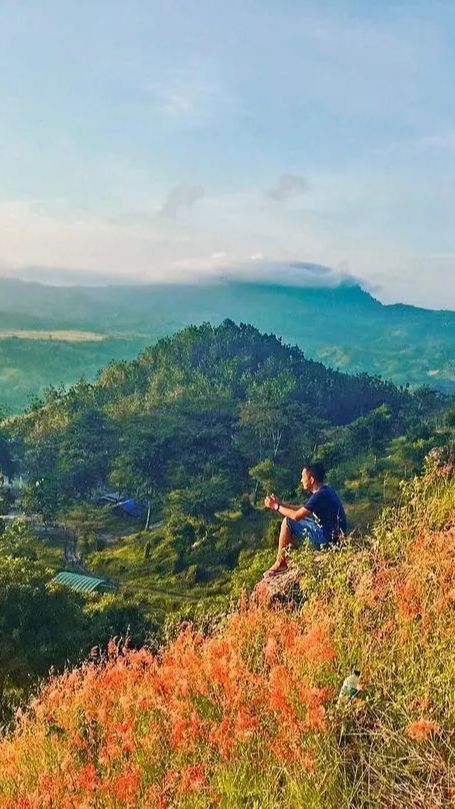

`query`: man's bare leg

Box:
[264,518,296,576]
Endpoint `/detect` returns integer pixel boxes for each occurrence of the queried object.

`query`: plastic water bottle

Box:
[337,670,361,705]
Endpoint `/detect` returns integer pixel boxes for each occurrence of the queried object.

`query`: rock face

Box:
[251,564,305,608]
[426,445,455,477]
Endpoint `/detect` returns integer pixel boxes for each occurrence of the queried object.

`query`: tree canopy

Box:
[8,321,433,519]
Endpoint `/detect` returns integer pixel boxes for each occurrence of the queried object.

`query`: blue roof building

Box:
[112,499,146,519]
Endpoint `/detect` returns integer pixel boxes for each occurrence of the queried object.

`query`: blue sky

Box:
[1,1,455,308]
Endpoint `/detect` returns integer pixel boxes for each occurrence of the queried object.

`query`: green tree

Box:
[248,458,289,500]
[0,520,40,560]
[0,433,14,482]
[0,557,87,717]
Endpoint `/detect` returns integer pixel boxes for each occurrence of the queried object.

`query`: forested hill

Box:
[0,277,454,414]
[7,321,443,520]
[1,321,453,749]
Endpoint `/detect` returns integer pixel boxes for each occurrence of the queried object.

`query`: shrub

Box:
[0,465,453,807]
[240,492,253,516]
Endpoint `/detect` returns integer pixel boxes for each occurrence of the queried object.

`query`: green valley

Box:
[0,277,454,414]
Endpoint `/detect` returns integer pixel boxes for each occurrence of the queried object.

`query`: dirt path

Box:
[0,514,85,568]
[2,514,197,602]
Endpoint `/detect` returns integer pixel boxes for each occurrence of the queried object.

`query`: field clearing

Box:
[0,329,106,342]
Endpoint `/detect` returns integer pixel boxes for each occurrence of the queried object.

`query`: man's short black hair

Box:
[304,462,325,483]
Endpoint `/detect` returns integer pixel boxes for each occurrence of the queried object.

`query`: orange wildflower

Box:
[406,719,441,741]
[268,665,295,718]
[234,707,259,741]
[396,581,421,620]
[179,764,207,795]
[264,635,280,666]
[143,784,168,808]
[298,622,335,667]
[209,717,234,760]
[170,717,189,749]
[112,766,141,804]
[76,762,98,792]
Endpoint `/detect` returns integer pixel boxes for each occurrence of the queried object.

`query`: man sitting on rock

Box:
[264,462,347,577]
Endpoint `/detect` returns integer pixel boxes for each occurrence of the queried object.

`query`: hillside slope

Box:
[0,455,453,808]
[7,320,413,519]
[1,278,454,413]
[0,334,146,415]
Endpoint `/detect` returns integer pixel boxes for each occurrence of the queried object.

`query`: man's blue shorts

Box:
[286,516,326,550]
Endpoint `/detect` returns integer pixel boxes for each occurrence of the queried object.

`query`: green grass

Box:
[1,466,453,807]
[84,509,271,623]
[84,497,377,612]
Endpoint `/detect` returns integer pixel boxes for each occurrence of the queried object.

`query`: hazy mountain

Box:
[0,277,454,413]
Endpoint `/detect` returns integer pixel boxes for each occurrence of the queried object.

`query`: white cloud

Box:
[170,253,369,289]
[268,174,309,201]
[0,156,454,309]
[158,184,205,218]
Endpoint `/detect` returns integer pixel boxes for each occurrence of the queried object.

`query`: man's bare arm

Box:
[276,504,312,521]
[269,493,301,510]
[264,494,312,521]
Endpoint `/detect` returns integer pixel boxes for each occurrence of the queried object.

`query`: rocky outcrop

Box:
[251,563,305,607]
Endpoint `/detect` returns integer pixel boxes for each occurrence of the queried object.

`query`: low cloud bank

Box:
[0,266,130,287]
[224,259,361,287]
[0,259,374,293]
[172,257,373,291]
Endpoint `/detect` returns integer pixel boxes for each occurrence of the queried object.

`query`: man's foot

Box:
[263,560,288,578]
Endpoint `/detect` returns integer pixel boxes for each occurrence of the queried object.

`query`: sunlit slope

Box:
[0,459,453,808]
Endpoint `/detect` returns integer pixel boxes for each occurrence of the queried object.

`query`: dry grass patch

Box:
[0,330,105,342]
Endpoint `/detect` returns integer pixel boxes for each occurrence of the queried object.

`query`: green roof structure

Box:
[53,571,116,594]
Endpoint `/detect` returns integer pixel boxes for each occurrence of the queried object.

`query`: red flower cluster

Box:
[0,606,335,807]
[406,719,441,741]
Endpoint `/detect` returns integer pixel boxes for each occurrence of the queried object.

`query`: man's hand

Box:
[264,493,280,510]
[265,494,313,522]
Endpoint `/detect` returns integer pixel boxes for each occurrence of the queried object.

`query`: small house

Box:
[52,571,117,594]
[111,499,146,519]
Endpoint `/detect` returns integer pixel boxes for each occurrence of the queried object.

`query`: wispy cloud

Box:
[0,2,454,308]
[147,66,239,128]
[158,184,205,218]
[0,265,130,287]
[268,173,309,201]
[418,131,455,151]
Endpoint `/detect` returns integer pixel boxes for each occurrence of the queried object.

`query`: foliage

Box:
[0,521,158,723]
[6,322,432,526]
[0,465,453,807]
[0,432,15,482]
[2,324,452,661]
[0,553,87,719]
[0,520,41,560]
[1,279,455,414]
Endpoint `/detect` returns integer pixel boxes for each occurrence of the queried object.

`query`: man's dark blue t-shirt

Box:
[306,485,347,543]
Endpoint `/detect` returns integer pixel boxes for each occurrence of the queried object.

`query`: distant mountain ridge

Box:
[1,273,453,319]
[0,277,454,413]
